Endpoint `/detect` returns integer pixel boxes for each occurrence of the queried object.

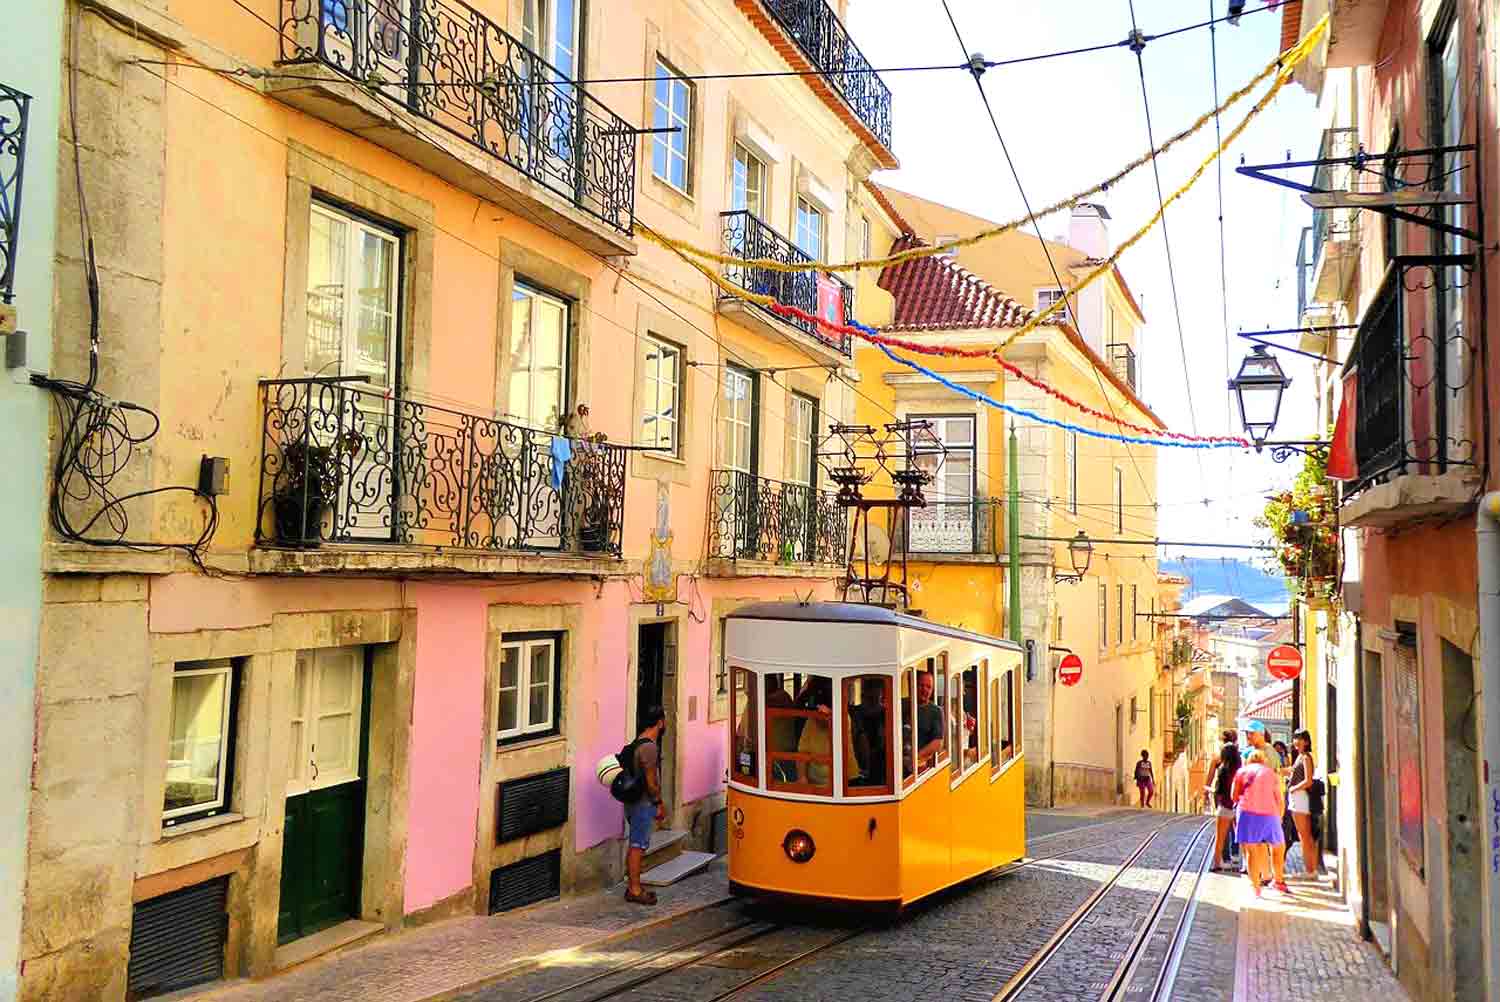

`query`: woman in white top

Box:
[1286,729,1321,878]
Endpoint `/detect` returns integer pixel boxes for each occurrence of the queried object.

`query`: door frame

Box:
[625,608,685,829]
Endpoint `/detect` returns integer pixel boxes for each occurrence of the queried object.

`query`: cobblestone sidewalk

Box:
[1233,874,1407,1002]
[189,861,730,1002]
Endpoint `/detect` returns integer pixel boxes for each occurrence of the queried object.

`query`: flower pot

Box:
[273,492,325,548]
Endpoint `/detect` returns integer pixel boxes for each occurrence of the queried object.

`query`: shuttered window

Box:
[128,878,229,998]
[489,850,562,913]
[496,767,570,842]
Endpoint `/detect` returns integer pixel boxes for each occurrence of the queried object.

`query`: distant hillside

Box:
[1159,557,1288,611]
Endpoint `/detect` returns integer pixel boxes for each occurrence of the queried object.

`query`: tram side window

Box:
[999,667,1017,765]
[900,668,917,788]
[949,667,963,778]
[913,658,946,776]
[844,675,893,796]
[765,672,835,795]
[961,663,980,769]
[989,671,1002,776]
[732,667,757,785]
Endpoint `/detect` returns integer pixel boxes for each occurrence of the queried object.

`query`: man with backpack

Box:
[618,706,668,905]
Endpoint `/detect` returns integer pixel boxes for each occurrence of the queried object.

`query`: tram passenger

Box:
[765,675,799,783]
[849,682,889,786]
[796,677,835,788]
[916,670,944,769]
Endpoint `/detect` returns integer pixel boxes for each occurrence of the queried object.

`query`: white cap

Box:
[595,753,623,787]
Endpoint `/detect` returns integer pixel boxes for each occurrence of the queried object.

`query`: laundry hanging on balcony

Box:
[1325,372,1358,481]
[550,436,573,491]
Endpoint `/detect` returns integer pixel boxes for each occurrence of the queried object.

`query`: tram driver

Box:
[916,670,944,769]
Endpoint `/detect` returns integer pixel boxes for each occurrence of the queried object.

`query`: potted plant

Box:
[1255,448,1340,607]
[570,432,613,555]
[272,432,363,547]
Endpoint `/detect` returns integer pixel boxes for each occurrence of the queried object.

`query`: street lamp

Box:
[1227,346,1327,463]
[1055,530,1092,584]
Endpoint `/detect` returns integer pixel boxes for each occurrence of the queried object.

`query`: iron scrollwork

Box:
[760,0,892,150]
[0,82,31,305]
[257,377,626,556]
[720,209,853,356]
[709,468,847,566]
[280,0,637,233]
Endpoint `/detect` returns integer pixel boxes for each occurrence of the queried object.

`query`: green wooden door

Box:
[277,647,370,944]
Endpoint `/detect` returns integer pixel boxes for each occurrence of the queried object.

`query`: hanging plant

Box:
[1254,447,1339,602]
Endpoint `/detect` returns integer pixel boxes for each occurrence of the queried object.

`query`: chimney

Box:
[1068,203,1111,259]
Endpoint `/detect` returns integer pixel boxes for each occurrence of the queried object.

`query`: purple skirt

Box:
[1236,809,1285,845]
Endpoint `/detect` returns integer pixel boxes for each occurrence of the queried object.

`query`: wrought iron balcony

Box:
[1,83,32,305]
[1310,128,1358,258]
[1343,257,1478,507]
[896,498,1002,556]
[257,377,626,556]
[761,0,892,150]
[280,0,637,234]
[720,209,853,356]
[709,469,847,566]
[1107,343,1138,393]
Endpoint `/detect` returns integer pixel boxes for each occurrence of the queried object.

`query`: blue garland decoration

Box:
[868,336,1245,451]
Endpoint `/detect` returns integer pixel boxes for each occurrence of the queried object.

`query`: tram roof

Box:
[725,602,1021,652]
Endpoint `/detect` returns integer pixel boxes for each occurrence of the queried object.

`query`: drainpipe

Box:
[1478,493,1500,999]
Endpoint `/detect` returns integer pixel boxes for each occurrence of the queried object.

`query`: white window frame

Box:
[721,366,755,473]
[508,282,571,431]
[642,335,682,456]
[287,647,365,798]
[731,143,765,217]
[652,59,692,193]
[162,659,235,824]
[498,636,559,742]
[788,393,816,486]
[794,197,824,260]
[523,0,581,78]
[1036,287,1074,326]
[306,202,401,387]
[860,215,872,259]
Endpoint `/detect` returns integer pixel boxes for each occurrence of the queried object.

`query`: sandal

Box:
[624,889,658,905]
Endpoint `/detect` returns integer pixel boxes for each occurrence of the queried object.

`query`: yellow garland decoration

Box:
[640,15,1327,277]
[993,15,1327,352]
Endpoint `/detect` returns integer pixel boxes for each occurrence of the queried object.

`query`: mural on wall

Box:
[643,481,676,604]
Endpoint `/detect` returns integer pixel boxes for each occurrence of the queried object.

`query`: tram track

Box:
[992,817,1216,1002]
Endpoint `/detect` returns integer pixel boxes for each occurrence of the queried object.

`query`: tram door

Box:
[636,622,678,818]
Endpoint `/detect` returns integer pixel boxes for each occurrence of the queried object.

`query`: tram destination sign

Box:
[1058,653,1083,687]
[1267,644,1303,681]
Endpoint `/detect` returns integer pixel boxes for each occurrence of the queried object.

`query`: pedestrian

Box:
[1205,737,1240,872]
[1134,749,1156,808]
[1232,746,1289,896]
[1286,729,1324,879]
[1244,721,1288,886]
[623,706,667,905]
[1218,729,1240,865]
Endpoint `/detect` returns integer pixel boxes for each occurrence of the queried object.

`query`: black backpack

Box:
[1308,777,1326,815]
[609,738,649,804]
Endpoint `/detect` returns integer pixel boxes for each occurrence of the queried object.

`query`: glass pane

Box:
[315,713,352,771]
[949,676,963,777]
[671,79,688,119]
[1001,670,1016,763]
[765,673,833,794]
[844,675,891,795]
[989,678,1000,770]
[293,659,309,720]
[527,644,553,728]
[670,152,687,191]
[961,666,979,768]
[534,299,565,367]
[510,290,534,371]
[289,719,304,783]
[652,139,669,180]
[533,373,562,431]
[528,683,550,730]
[306,211,347,377]
[499,690,519,733]
[164,670,227,814]
[900,669,916,786]
[915,663,944,772]
[354,230,396,386]
[500,646,520,691]
[319,658,354,711]
[732,667,758,784]
[945,418,974,446]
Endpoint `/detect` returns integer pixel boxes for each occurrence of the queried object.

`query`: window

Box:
[641,336,681,455]
[523,0,581,83]
[1131,585,1138,641]
[720,366,755,473]
[1382,125,1402,262]
[1117,585,1124,645]
[715,622,728,696]
[765,673,834,794]
[305,202,399,387]
[935,234,958,259]
[509,282,570,430]
[900,667,916,787]
[1114,467,1124,532]
[949,667,964,778]
[908,656,948,778]
[164,659,237,825]
[652,59,692,192]
[1036,287,1074,325]
[731,143,765,216]
[1065,431,1078,514]
[787,393,817,487]
[731,666,757,785]
[860,215,872,259]
[498,634,561,743]
[958,662,981,771]
[1099,583,1107,648]
[1429,7,1469,454]
[794,198,824,259]
[287,647,364,795]
[844,675,893,795]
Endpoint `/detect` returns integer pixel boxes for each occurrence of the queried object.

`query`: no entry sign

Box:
[1267,644,1303,681]
[1058,653,1084,687]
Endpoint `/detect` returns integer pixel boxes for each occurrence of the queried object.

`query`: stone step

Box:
[642,828,688,868]
[642,851,715,888]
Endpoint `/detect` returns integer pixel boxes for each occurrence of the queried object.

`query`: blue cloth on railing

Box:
[550,436,572,490]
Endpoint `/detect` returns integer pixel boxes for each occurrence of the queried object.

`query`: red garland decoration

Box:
[765,301,1250,447]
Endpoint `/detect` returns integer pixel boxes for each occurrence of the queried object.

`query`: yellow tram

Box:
[725,602,1026,913]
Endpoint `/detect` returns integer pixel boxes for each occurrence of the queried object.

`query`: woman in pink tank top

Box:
[1231,747,1288,896]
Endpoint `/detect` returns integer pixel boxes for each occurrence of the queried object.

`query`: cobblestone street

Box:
[179,809,1407,1002]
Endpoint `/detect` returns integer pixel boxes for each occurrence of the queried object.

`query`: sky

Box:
[848,0,1328,559]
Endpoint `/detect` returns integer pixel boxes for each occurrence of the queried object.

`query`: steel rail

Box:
[1138,818,1218,1001]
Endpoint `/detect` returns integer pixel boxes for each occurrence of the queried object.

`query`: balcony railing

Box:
[761,0,892,150]
[1345,258,1478,500]
[720,209,853,356]
[257,377,627,556]
[709,469,847,566]
[1,83,31,305]
[896,498,1001,556]
[1107,343,1137,393]
[1310,127,1358,258]
[280,0,637,233]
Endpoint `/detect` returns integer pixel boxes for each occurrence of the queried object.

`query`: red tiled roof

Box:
[1279,0,1303,53]
[877,235,1037,331]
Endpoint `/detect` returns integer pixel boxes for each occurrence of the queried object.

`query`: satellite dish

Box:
[852,523,891,565]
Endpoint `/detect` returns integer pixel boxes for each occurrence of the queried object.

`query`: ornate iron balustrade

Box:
[0,83,31,305]
[280,0,636,233]
[896,498,1001,556]
[257,377,626,556]
[709,469,847,566]
[761,0,892,150]
[720,210,853,356]
[1107,343,1138,393]
[1345,256,1478,500]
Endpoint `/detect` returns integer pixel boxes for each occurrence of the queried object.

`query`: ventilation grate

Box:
[127,877,229,999]
[496,767,570,843]
[489,850,562,914]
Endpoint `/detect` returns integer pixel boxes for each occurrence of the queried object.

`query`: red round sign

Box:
[1267,644,1303,681]
[1058,653,1084,687]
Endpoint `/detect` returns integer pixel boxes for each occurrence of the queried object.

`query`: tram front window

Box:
[766,673,834,795]
[843,675,892,795]
[732,667,757,784]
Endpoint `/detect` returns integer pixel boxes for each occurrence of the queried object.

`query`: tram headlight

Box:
[782,829,816,863]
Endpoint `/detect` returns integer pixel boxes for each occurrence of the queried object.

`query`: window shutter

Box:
[127,878,229,998]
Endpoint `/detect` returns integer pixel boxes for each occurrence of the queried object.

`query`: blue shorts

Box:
[627,798,656,850]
